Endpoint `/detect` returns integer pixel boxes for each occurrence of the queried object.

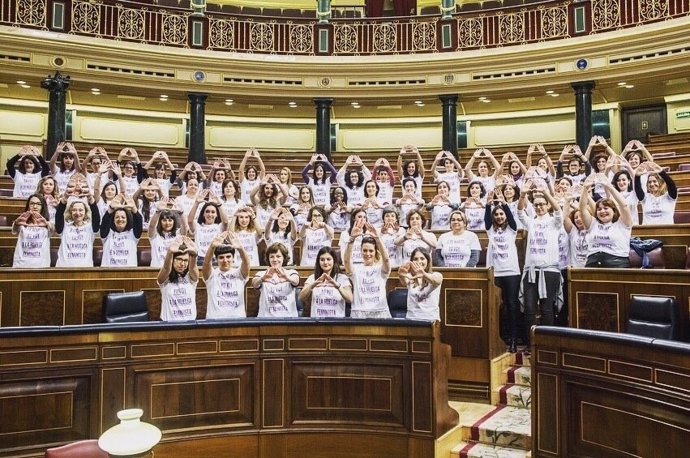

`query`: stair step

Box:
[506,366,531,386]
[514,351,531,367]
[497,384,532,409]
[470,405,531,450]
[451,441,531,458]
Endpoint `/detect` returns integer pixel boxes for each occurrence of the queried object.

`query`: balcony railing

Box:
[0,0,688,55]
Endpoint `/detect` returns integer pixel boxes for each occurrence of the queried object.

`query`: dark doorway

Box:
[621,105,667,144]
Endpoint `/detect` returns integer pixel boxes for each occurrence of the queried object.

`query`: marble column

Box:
[571,81,596,153]
[40,72,71,159]
[188,93,207,164]
[439,94,458,157]
[314,98,333,159]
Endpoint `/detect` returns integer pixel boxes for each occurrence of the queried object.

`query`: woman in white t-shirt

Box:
[396,145,425,199]
[634,163,677,225]
[399,247,443,321]
[326,186,351,232]
[431,150,463,205]
[238,148,265,205]
[252,242,300,317]
[35,176,60,223]
[338,209,371,266]
[465,148,500,195]
[251,175,286,232]
[580,181,633,268]
[55,187,101,268]
[203,231,250,319]
[175,162,206,196]
[372,158,396,205]
[611,170,639,225]
[360,180,385,229]
[344,221,391,319]
[230,207,261,267]
[100,195,143,267]
[12,194,53,268]
[291,186,315,232]
[336,155,371,207]
[396,178,425,228]
[435,210,480,267]
[50,142,80,194]
[158,237,199,321]
[518,185,562,341]
[379,207,405,268]
[395,210,437,261]
[484,198,521,353]
[299,246,353,318]
[299,206,334,267]
[188,191,229,264]
[264,207,298,265]
[427,181,455,231]
[221,178,242,219]
[7,146,50,198]
[149,200,187,268]
[278,166,299,206]
[460,181,487,231]
[562,197,589,268]
[302,153,337,207]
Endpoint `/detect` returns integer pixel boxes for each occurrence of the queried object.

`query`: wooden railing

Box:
[532,326,690,457]
[0,320,458,457]
[0,0,688,55]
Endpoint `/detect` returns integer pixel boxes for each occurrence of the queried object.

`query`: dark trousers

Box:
[522,270,561,343]
[495,275,522,342]
[585,252,631,268]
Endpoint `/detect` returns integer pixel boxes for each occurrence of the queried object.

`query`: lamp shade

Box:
[98,409,161,456]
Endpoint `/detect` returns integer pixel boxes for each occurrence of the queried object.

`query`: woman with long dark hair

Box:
[485,195,521,353]
[100,194,143,267]
[344,223,392,319]
[399,247,443,321]
[299,246,353,318]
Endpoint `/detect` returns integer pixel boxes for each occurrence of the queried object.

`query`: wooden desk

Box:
[0,266,504,400]
[0,320,458,458]
[532,326,690,457]
[568,268,690,341]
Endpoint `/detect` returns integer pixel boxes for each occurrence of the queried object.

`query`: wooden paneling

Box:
[533,327,690,458]
[0,321,457,458]
[0,266,504,398]
[569,268,690,341]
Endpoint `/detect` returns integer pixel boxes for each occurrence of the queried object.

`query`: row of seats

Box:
[102,290,683,341]
[11,243,689,269]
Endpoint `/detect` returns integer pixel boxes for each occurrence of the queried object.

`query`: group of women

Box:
[6,139,679,352]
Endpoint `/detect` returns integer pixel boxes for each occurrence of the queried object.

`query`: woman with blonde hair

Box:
[634,162,677,225]
[55,179,101,267]
[35,175,60,222]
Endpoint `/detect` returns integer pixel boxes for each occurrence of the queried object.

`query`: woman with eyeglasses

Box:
[158,236,199,321]
[518,182,562,348]
[12,194,53,268]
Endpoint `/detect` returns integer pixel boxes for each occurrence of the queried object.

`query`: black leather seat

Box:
[387,289,408,318]
[627,295,679,340]
[102,291,149,323]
